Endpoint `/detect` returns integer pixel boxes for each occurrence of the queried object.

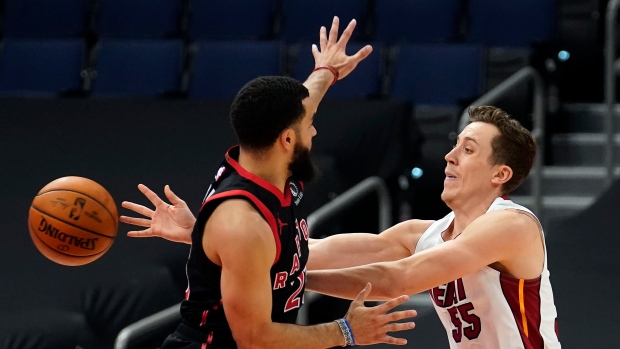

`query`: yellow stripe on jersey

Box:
[519,278,529,337]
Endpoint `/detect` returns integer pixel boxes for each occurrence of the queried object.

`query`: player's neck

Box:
[237,148,289,193]
[450,194,500,235]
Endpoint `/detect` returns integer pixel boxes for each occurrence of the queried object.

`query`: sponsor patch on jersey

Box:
[290,182,303,205]
[289,182,299,197]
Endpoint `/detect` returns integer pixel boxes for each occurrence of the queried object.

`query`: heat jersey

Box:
[180,146,309,348]
[415,197,560,349]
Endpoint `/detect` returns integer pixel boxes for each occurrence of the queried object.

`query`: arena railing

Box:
[457,66,545,217]
[114,302,181,349]
[605,0,620,188]
[114,176,392,347]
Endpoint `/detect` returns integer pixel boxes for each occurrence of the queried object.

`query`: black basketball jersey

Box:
[179,146,309,348]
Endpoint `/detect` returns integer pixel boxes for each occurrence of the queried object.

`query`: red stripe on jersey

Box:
[207,331,214,345]
[225,146,292,207]
[200,310,208,327]
[500,274,544,349]
[202,190,282,265]
[201,343,206,349]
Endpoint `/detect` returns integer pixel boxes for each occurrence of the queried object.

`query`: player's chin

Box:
[440,189,454,203]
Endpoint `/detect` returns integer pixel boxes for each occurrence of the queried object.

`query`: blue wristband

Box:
[343,318,356,346]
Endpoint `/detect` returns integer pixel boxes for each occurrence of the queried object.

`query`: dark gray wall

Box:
[0,97,417,347]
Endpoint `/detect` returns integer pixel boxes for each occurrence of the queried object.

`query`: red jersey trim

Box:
[202,190,282,265]
[500,273,544,349]
[225,146,292,207]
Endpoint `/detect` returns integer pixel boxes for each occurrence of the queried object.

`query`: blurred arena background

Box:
[0,0,618,348]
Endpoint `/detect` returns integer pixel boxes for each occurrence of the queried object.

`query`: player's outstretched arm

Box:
[120,184,195,244]
[302,16,373,117]
[308,219,434,270]
[307,210,543,301]
[210,200,416,348]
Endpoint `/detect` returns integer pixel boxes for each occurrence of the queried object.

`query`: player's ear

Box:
[278,128,295,151]
[492,165,512,185]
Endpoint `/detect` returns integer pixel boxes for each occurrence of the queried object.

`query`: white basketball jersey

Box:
[415,197,560,349]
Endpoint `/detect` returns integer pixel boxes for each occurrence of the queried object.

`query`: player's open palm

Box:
[120,184,195,244]
[345,283,417,346]
[311,16,373,81]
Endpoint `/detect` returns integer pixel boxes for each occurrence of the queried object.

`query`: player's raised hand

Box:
[311,16,373,80]
[120,184,195,244]
[343,283,417,346]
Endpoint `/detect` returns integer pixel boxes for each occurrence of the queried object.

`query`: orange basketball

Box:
[28,176,118,266]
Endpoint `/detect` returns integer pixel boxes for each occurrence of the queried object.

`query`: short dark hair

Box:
[468,105,536,194]
[230,76,309,151]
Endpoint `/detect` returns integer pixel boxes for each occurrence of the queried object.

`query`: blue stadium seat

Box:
[189,41,283,99]
[373,0,462,43]
[279,0,370,42]
[390,44,484,106]
[291,42,383,99]
[2,0,90,38]
[466,0,556,47]
[92,40,183,97]
[96,0,184,38]
[0,39,85,96]
[188,0,277,40]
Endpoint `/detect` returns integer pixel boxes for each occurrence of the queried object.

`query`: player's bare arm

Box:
[308,219,434,270]
[207,199,416,348]
[302,16,372,115]
[307,209,543,301]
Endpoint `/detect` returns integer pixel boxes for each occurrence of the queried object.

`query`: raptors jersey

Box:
[415,197,560,349]
[180,146,309,348]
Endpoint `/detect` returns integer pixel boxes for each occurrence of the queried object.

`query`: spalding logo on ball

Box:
[28,176,118,266]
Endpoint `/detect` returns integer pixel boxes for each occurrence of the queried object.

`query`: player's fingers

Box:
[350,45,373,64]
[377,335,408,346]
[337,19,357,46]
[137,183,165,206]
[328,16,340,46]
[383,321,416,334]
[126,229,155,238]
[319,26,327,52]
[164,185,186,207]
[121,201,154,217]
[382,309,417,324]
[352,282,372,305]
[311,44,320,62]
[120,216,151,228]
[373,295,409,314]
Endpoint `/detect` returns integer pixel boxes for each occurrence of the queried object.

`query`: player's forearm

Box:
[307,263,401,301]
[302,69,333,111]
[235,320,345,349]
[308,233,404,270]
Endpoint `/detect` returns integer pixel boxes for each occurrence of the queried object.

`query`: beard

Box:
[288,142,317,183]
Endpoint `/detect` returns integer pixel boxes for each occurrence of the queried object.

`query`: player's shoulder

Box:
[404,219,436,234]
[381,219,436,253]
[209,199,271,238]
[383,219,435,235]
[474,208,539,234]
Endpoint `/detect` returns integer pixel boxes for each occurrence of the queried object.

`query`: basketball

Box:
[28,176,118,266]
